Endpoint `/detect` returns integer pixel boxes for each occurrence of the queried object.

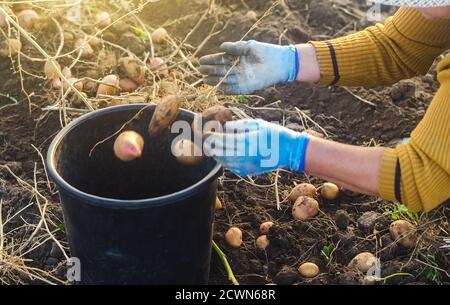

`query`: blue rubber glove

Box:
[203,119,310,176]
[199,40,299,95]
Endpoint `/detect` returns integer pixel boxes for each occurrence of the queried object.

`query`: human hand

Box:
[199,40,299,95]
[203,119,310,176]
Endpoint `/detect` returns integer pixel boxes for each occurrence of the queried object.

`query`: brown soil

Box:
[0,0,448,285]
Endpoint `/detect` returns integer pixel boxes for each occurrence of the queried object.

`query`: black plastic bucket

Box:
[46,104,222,285]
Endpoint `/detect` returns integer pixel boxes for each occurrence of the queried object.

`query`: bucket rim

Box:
[46,103,222,209]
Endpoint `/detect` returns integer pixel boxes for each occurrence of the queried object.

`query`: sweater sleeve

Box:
[378,56,450,212]
[309,8,450,86]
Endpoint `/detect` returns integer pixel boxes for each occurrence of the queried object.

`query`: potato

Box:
[292,196,319,220]
[0,39,22,57]
[172,139,204,166]
[151,27,168,44]
[83,80,98,96]
[348,252,377,273]
[259,221,274,234]
[95,12,111,28]
[298,262,319,278]
[389,220,416,248]
[97,75,120,96]
[320,182,339,200]
[245,10,258,21]
[202,105,233,125]
[44,60,61,79]
[74,38,94,59]
[63,31,75,42]
[225,227,243,248]
[148,95,180,135]
[215,197,222,209]
[149,57,169,78]
[113,130,144,161]
[255,235,269,250]
[51,77,62,90]
[192,105,233,137]
[289,183,317,202]
[0,14,7,28]
[119,78,138,93]
[62,66,72,78]
[88,36,103,49]
[17,9,39,30]
[63,78,83,93]
[119,57,145,85]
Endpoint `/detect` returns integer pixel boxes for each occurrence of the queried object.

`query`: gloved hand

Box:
[199,40,299,95]
[203,119,310,176]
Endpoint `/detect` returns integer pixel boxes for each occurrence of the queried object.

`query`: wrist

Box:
[295,44,320,83]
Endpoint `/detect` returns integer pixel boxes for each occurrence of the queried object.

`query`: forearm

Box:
[304,8,450,87]
[304,136,384,196]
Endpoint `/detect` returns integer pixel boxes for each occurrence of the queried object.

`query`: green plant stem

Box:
[212,240,239,285]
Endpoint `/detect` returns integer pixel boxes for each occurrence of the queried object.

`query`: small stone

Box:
[334,210,350,230]
[357,211,389,232]
[50,242,63,259]
[118,33,145,55]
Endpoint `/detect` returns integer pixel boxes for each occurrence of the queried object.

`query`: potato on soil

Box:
[95,12,111,28]
[44,60,61,79]
[298,262,319,278]
[88,36,103,49]
[245,10,258,21]
[148,95,180,135]
[292,196,319,220]
[97,74,120,96]
[113,130,144,161]
[255,235,269,250]
[0,39,22,57]
[289,183,317,202]
[389,220,416,248]
[63,78,83,93]
[83,80,98,96]
[348,252,377,273]
[119,78,138,93]
[172,139,204,166]
[62,66,72,78]
[151,27,168,44]
[149,57,169,78]
[225,227,243,248]
[51,77,62,90]
[75,38,94,59]
[320,182,339,200]
[17,9,39,30]
[119,57,145,85]
[259,221,274,234]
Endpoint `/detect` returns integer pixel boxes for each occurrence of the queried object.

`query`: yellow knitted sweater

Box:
[310,8,450,212]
